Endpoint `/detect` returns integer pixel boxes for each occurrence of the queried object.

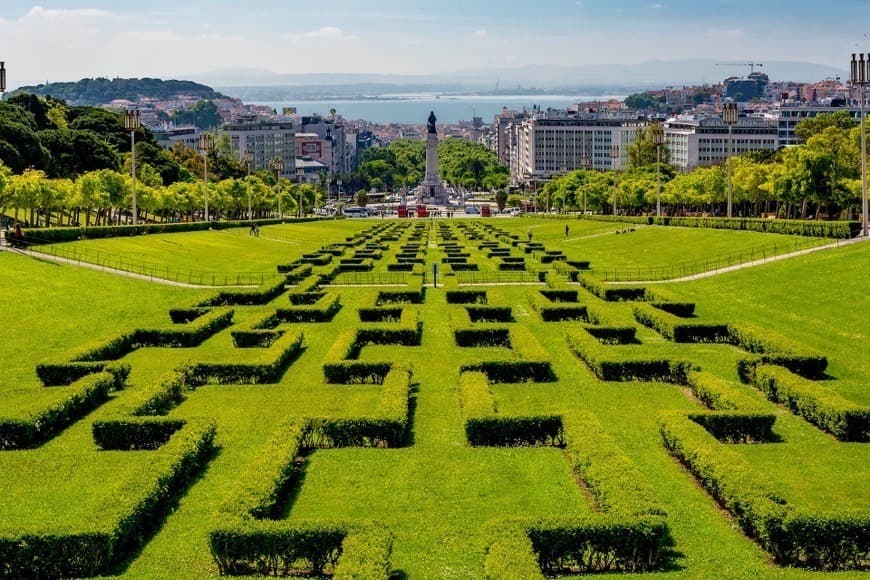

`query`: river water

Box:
[250,94,627,124]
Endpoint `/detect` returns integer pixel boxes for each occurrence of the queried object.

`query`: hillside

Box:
[10,77,229,106]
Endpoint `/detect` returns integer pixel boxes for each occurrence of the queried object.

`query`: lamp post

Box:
[0,62,6,100]
[243,151,254,221]
[650,123,665,217]
[124,110,141,226]
[269,157,284,218]
[581,155,590,214]
[198,133,213,223]
[610,144,620,215]
[722,102,739,218]
[851,53,870,238]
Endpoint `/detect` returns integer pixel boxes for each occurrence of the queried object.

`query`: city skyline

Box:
[2,1,870,88]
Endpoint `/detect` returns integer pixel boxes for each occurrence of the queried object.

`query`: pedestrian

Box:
[249,222,256,236]
[565,224,569,237]
[12,223,24,248]
[527,229,532,242]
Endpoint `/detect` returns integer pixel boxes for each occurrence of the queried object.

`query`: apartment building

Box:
[222,114,295,178]
[665,115,779,171]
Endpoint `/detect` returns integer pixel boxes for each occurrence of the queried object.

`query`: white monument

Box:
[417,111,449,204]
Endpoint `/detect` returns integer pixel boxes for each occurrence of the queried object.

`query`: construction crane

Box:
[716,62,764,75]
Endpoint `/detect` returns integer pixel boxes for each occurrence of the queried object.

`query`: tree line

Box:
[541,112,865,220]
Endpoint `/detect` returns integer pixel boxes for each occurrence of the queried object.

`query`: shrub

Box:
[446,290,487,304]
[231,329,283,348]
[190,331,304,384]
[198,278,286,307]
[0,370,126,450]
[483,524,544,579]
[579,275,647,302]
[92,418,186,450]
[466,306,513,323]
[276,292,342,323]
[527,291,588,322]
[455,328,512,348]
[754,365,869,442]
[358,307,403,323]
[588,215,860,239]
[688,412,776,443]
[567,329,690,383]
[729,323,828,381]
[333,526,394,580]
[322,329,393,385]
[632,303,730,343]
[686,371,767,412]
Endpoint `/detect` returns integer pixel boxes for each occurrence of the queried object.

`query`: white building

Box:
[508,113,645,185]
[774,102,863,147]
[665,115,779,171]
[222,114,295,179]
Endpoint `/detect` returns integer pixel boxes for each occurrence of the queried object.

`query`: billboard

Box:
[301,141,322,157]
[283,107,297,116]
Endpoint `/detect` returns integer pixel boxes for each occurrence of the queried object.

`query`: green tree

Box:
[794,111,857,143]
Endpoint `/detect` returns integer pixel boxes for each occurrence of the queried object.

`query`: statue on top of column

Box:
[427,111,437,135]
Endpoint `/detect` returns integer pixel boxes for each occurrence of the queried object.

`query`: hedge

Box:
[358,307,403,323]
[686,371,768,413]
[754,365,870,442]
[483,524,544,579]
[283,263,313,284]
[198,278,287,306]
[460,326,555,383]
[92,417,186,450]
[527,291,588,322]
[0,369,127,450]
[332,526,394,580]
[0,419,216,578]
[583,325,637,345]
[231,329,283,348]
[644,287,696,317]
[579,275,647,302]
[688,412,776,443]
[552,261,580,281]
[563,411,666,519]
[729,323,828,381]
[128,366,202,417]
[446,289,487,304]
[276,292,342,323]
[567,328,691,383]
[222,419,309,520]
[289,291,324,305]
[190,330,304,384]
[455,327,512,348]
[322,329,393,385]
[466,306,513,323]
[659,412,870,568]
[21,218,316,244]
[588,215,860,239]
[375,282,425,305]
[632,303,730,343]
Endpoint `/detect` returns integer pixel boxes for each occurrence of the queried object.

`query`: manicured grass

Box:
[0,222,867,578]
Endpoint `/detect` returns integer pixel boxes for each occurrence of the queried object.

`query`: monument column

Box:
[417,111,447,204]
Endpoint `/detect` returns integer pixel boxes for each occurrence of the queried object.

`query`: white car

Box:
[465,206,480,215]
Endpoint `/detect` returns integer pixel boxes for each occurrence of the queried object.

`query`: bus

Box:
[397,204,409,218]
[481,204,491,218]
[342,206,369,218]
[416,204,428,218]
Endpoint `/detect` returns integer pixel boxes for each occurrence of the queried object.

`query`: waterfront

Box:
[249,94,627,124]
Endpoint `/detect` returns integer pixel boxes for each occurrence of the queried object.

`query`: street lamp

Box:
[610,144,620,215]
[722,102,739,218]
[198,133,213,223]
[581,155,590,214]
[851,53,870,238]
[650,123,665,217]
[243,151,254,221]
[0,62,6,99]
[124,110,141,226]
[269,157,285,218]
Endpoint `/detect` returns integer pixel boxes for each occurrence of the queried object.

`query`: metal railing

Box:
[23,241,275,287]
[454,269,544,285]
[331,271,411,286]
[592,237,833,282]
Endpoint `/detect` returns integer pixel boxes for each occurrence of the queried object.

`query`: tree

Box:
[356,190,369,207]
[170,100,223,130]
[628,124,671,169]
[40,129,120,178]
[494,188,508,210]
[794,111,857,143]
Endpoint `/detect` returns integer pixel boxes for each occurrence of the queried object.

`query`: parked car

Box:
[465,206,480,215]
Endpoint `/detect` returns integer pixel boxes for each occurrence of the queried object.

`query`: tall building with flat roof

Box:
[222,114,295,178]
[775,103,862,146]
[665,115,778,171]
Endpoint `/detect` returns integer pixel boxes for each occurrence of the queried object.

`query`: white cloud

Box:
[283,26,355,40]
[473,29,489,37]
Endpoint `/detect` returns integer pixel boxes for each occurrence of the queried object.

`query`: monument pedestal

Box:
[416,112,449,205]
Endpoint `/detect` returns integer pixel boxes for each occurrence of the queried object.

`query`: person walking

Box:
[565,224,570,237]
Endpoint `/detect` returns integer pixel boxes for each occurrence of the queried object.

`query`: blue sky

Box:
[2,1,869,87]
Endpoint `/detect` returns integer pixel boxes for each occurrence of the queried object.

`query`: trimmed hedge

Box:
[567,328,691,383]
[92,417,186,450]
[231,329,283,348]
[688,412,776,443]
[358,307,403,323]
[563,412,666,519]
[588,215,860,239]
[332,526,394,580]
[190,331,304,384]
[687,371,768,412]
[632,303,730,343]
[0,419,216,578]
[276,292,342,323]
[460,327,555,383]
[659,412,870,569]
[198,278,287,306]
[579,275,647,302]
[583,325,637,345]
[729,323,828,381]
[455,327,511,348]
[754,365,870,442]
[0,369,127,450]
[446,289,487,305]
[483,524,544,579]
[466,306,513,323]
[375,283,425,305]
[283,263,314,284]
[528,291,588,322]
[322,329,392,385]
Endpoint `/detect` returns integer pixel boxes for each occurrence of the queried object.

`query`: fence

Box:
[592,237,833,282]
[454,269,545,285]
[330,271,412,286]
[22,241,275,287]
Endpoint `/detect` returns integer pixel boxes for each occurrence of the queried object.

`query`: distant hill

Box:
[10,77,229,106]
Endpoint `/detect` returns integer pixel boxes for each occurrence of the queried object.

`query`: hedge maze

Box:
[1,218,867,578]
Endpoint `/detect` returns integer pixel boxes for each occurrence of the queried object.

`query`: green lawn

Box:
[0,221,867,579]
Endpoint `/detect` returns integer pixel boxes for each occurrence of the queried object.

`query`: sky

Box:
[2,0,870,88]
